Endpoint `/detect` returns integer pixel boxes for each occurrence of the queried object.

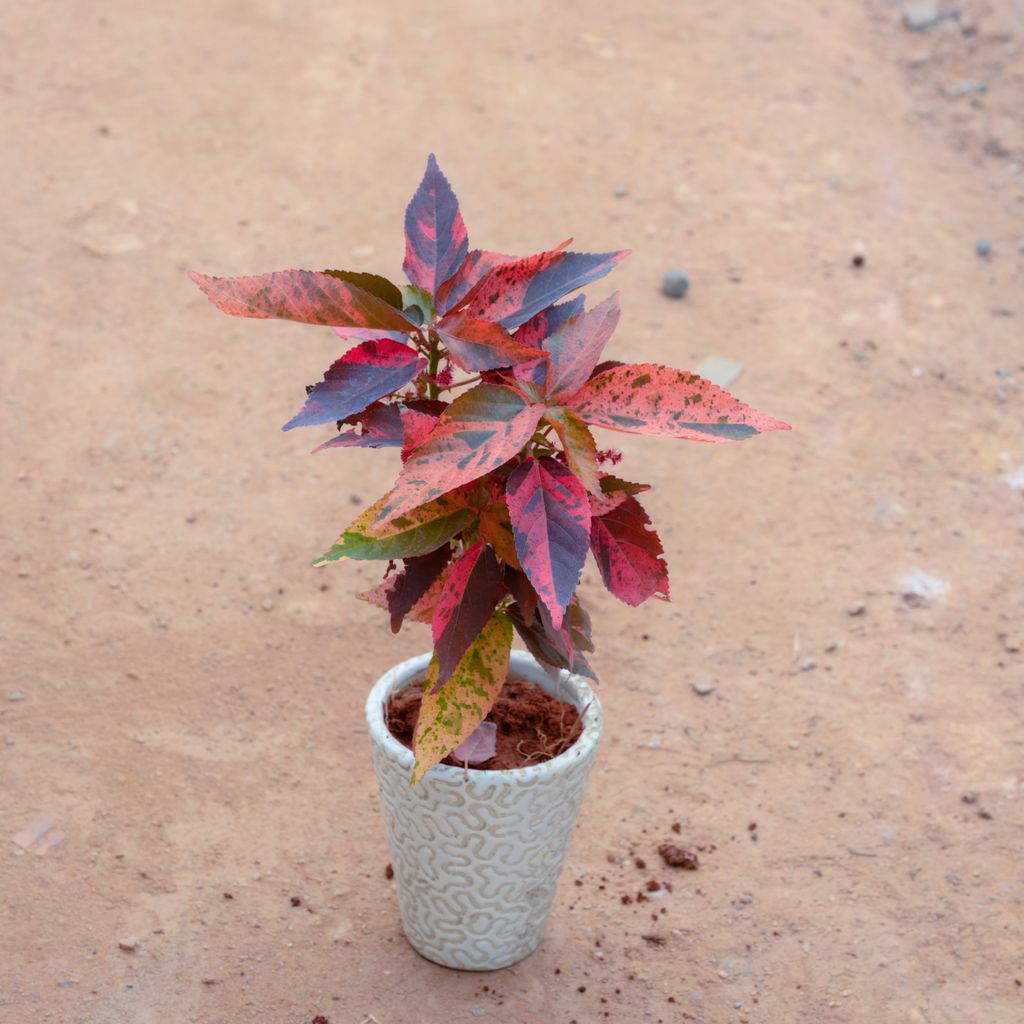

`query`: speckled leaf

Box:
[503,567,539,625]
[323,269,403,310]
[508,600,597,681]
[435,249,516,316]
[590,496,670,606]
[570,363,792,442]
[315,491,473,563]
[400,402,445,462]
[587,473,652,516]
[506,457,591,629]
[478,485,521,569]
[403,154,469,298]
[432,543,504,687]
[514,294,586,349]
[460,247,630,331]
[544,406,601,495]
[386,543,452,634]
[375,384,545,527]
[436,312,549,372]
[312,401,405,452]
[542,293,621,401]
[188,269,416,333]
[282,340,423,431]
[411,613,513,784]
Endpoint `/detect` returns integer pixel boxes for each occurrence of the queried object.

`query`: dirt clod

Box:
[658,844,700,870]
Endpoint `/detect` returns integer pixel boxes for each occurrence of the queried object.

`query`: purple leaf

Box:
[403,154,469,298]
[386,542,452,633]
[312,402,404,452]
[514,294,586,349]
[282,340,423,431]
[451,721,497,765]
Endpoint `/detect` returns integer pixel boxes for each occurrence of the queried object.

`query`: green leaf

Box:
[402,283,436,322]
[411,613,513,784]
[315,492,474,563]
[323,269,404,310]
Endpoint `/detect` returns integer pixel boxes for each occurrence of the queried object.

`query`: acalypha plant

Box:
[190,156,790,783]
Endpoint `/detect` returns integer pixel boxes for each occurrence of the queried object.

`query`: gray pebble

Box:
[976,239,992,257]
[613,186,629,198]
[1017,238,1024,254]
[691,679,715,696]
[7,691,26,703]
[118,936,140,952]
[662,268,690,299]
[901,2,940,31]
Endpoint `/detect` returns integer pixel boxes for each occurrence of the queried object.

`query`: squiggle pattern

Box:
[366,652,603,970]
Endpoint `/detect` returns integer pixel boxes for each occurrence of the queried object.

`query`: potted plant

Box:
[189,155,790,970]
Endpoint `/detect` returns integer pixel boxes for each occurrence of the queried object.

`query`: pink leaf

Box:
[282,340,423,431]
[590,496,670,606]
[188,269,416,333]
[505,457,591,629]
[312,402,404,452]
[451,721,497,765]
[436,311,549,372]
[514,294,586,349]
[375,384,545,527]
[459,247,630,331]
[570,363,792,442]
[435,249,516,316]
[542,293,621,402]
[431,543,504,688]
[403,154,469,298]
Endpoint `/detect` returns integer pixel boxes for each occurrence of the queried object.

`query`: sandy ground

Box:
[2,1,1023,1021]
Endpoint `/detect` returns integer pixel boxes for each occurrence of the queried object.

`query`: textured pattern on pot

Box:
[365,650,603,970]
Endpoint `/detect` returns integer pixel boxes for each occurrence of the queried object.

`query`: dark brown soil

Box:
[657,844,700,870]
[385,678,585,771]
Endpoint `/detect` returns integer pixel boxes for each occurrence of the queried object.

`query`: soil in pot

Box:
[385,678,584,771]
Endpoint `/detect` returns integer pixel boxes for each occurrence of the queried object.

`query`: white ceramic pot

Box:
[365,650,603,970]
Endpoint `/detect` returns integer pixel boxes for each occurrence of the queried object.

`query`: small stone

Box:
[945,873,962,887]
[613,186,629,198]
[7,691,26,703]
[902,2,940,32]
[846,601,866,617]
[1017,238,1024,254]
[976,239,992,258]
[260,598,274,612]
[662,268,690,299]
[691,679,715,696]
[787,739,801,749]
[824,640,839,653]
[799,658,817,672]
[4,737,15,747]
[998,634,1021,653]
[470,1007,487,1019]
[111,478,126,491]
[961,791,978,804]
[118,936,140,952]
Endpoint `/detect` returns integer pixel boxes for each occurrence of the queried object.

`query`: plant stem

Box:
[444,374,481,391]
[426,332,441,401]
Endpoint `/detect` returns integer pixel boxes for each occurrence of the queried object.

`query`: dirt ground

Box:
[2,1,1023,1021]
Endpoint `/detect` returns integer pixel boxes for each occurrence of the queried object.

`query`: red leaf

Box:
[504,567,539,625]
[513,294,586,349]
[282,340,423,431]
[459,247,630,331]
[432,543,504,688]
[375,384,545,527]
[312,402,404,452]
[505,457,591,629]
[403,154,469,298]
[436,311,549,372]
[400,404,444,463]
[435,249,515,316]
[542,293,621,402]
[590,496,670,606]
[188,268,416,333]
[451,721,497,765]
[570,363,792,441]
[386,542,452,633]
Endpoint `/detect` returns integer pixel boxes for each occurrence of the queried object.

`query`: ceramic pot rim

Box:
[365,650,603,785]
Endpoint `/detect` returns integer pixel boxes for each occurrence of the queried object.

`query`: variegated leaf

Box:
[544,406,602,495]
[436,311,549,372]
[513,294,586,349]
[403,154,469,297]
[506,457,591,629]
[432,543,504,687]
[312,401,404,452]
[386,543,452,634]
[323,269,403,310]
[411,613,513,784]
[284,341,422,431]
[542,293,621,401]
[435,249,516,316]
[188,269,416,333]
[460,247,630,331]
[316,491,473,563]
[587,473,652,516]
[590,495,670,606]
[570,363,792,441]
[451,721,498,765]
[374,384,545,527]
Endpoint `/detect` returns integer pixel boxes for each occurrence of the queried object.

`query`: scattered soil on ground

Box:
[386,679,584,770]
